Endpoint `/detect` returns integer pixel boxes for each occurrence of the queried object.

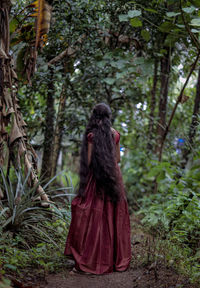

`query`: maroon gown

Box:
[64,130,131,274]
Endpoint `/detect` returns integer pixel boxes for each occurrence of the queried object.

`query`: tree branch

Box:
[48,47,76,66]
[48,34,86,66]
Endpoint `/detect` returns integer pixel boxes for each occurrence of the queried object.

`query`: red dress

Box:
[64,130,131,274]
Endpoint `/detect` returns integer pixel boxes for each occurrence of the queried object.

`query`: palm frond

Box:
[43,170,65,190]
[0,207,9,218]
[29,0,52,49]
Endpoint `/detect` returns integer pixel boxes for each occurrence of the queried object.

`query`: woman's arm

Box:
[88,142,92,165]
[111,127,120,163]
[116,141,120,163]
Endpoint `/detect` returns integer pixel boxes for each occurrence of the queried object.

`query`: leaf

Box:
[128,10,141,18]
[144,8,158,14]
[130,18,142,27]
[159,21,175,32]
[116,72,127,79]
[119,14,129,22]
[134,57,145,65]
[4,264,17,271]
[176,24,185,28]
[160,49,168,55]
[9,18,18,34]
[182,6,196,14]
[191,28,200,33]
[29,0,52,48]
[0,207,9,218]
[110,60,127,69]
[16,45,29,81]
[191,18,200,26]
[166,12,180,17]
[104,78,115,85]
[0,167,12,209]
[10,115,23,145]
[26,224,59,248]
[97,60,107,68]
[43,170,65,189]
[164,34,180,47]
[141,30,150,41]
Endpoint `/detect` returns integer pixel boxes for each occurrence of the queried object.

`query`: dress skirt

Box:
[64,166,131,274]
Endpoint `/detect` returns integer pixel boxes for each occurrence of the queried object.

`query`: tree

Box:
[181,67,200,167]
[0,0,50,203]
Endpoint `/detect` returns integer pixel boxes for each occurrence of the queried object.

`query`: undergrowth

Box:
[0,168,73,279]
[0,219,69,276]
[135,159,200,284]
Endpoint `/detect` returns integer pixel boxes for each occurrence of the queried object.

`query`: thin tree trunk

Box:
[41,68,55,180]
[158,52,200,161]
[155,48,171,156]
[182,67,200,167]
[51,83,67,177]
[147,58,158,151]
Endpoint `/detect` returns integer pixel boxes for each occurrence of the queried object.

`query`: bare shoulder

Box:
[111,127,116,134]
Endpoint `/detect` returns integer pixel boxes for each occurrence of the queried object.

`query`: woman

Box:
[64,103,131,274]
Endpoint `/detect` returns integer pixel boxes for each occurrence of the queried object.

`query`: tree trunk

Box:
[41,68,55,180]
[157,52,200,162]
[155,48,171,156]
[182,67,200,167]
[0,1,49,204]
[147,58,158,152]
[51,83,67,177]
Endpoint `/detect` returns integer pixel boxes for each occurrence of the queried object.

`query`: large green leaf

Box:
[191,18,200,26]
[166,12,180,17]
[128,10,141,18]
[119,14,129,22]
[9,18,18,34]
[141,30,150,41]
[182,6,196,14]
[130,18,142,27]
[159,21,175,32]
[110,60,127,69]
[104,78,115,85]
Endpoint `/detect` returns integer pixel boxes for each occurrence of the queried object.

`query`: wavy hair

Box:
[78,103,120,202]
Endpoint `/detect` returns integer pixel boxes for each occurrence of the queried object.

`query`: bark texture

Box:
[155,48,171,156]
[0,1,49,203]
[182,67,200,167]
[51,83,67,177]
[147,58,158,151]
[158,52,200,161]
[41,68,55,180]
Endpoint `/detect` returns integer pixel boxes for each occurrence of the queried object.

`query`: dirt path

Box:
[38,216,199,288]
[40,265,195,288]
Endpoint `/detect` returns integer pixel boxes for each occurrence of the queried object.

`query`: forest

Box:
[1,0,200,287]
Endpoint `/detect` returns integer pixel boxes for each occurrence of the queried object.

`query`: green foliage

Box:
[6,0,200,284]
[0,219,69,275]
[0,167,72,244]
[134,160,200,283]
[0,167,72,276]
[0,277,11,288]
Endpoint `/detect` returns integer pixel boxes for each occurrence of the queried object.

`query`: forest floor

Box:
[37,215,199,288]
[3,215,199,288]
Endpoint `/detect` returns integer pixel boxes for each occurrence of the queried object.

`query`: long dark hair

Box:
[78,103,120,202]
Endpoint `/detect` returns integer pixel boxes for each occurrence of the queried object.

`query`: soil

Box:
[39,266,196,288]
